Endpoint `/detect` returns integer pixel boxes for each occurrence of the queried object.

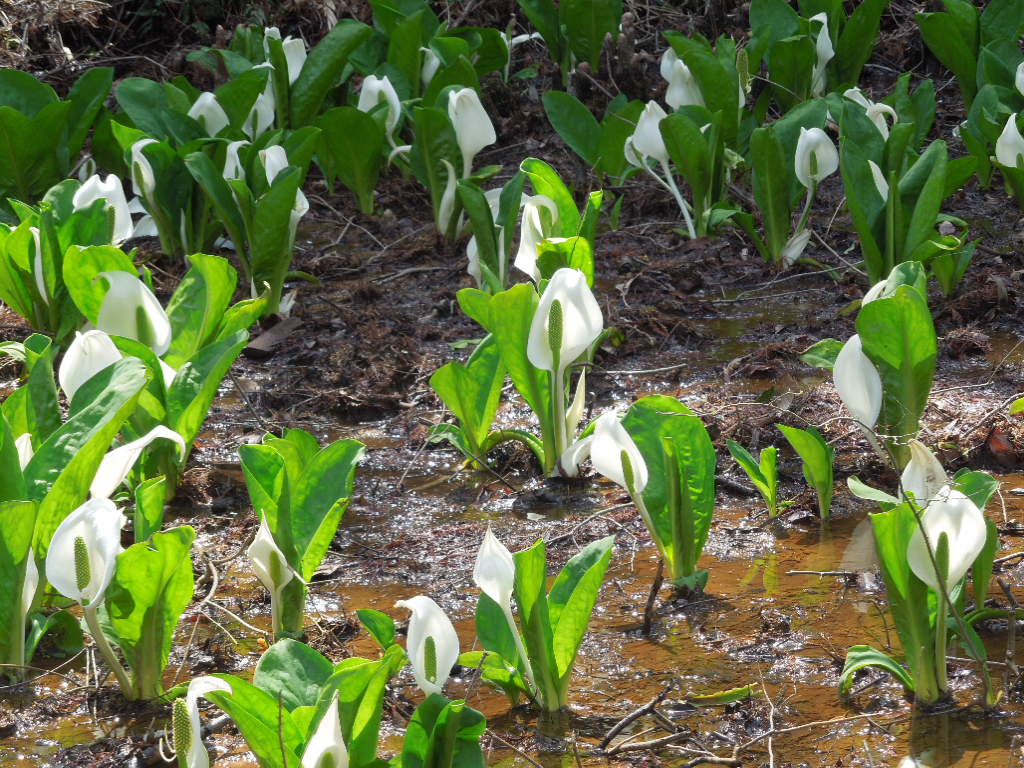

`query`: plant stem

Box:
[795,183,816,235]
[643,161,696,239]
[84,603,135,698]
[501,603,536,693]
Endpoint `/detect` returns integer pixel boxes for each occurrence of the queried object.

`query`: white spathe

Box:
[900,440,948,507]
[395,595,459,697]
[473,527,515,610]
[1016,61,1024,97]
[357,75,402,145]
[448,88,497,178]
[421,47,441,89]
[526,268,603,376]
[513,194,559,282]
[73,174,134,244]
[589,410,649,492]
[175,676,233,768]
[833,334,882,430]
[810,13,835,97]
[843,88,897,139]
[282,37,307,84]
[300,695,348,768]
[625,101,670,166]
[188,92,230,136]
[995,113,1024,169]
[664,58,704,110]
[906,486,988,593]
[794,127,838,190]
[21,547,37,619]
[90,426,186,500]
[247,515,295,598]
[781,229,813,268]
[223,140,250,181]
[58,329,123,402]
[130,139,158,199]
[96,271,173,357]
[45,498,125,607]
[868,160,889,201]
[14,433,33,470]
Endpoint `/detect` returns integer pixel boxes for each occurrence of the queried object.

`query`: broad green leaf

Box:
[204,674,306,765]
[520,157,579,235]
[839,644,914,696]
[254,638,334,711]
[163,253,239,368]
[549,535,614,680]
[799,337,844,369]
[290,20,373,127]
[559,0,622,67]
[777,424,834,519]
[402,695,486,768]
[357,608,396,649]
[429,335,504,461]
[316,106,384,214]
[0,501,36,670]
[107,525,196,699]
[543,91,601,167]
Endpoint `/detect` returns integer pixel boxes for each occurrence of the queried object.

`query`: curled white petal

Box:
[90,426,186,500]
[526,268,603,375]
[395,595,459,697]
[833,334,882,430]
[45,498,125,607]
[59,330,123,402]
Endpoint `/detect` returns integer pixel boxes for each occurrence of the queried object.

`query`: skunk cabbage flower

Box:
[868,160,889,201]
[172,676,233,768]
[527,268,603,377]
[301,695,347,768]
[473,527,515,610]
[188,93,230,136]
[96,271,173,357]
[906,486,987,592]
[833,334,882,430]
[263,27,306,84]
[843,88,897,139]
[625,101,670,167]
[59,330,123,401]
[129,139,158,200]
[260,146,310,244]
[21,547,37,617]
[421,47,441,89]
[661,49,704,110]
[900,440,948,507]
[247,516,295,600]
[862,277,887,305]
[223,140,249,181]
[810,13,834,96]
[45,498,125,607]
[90,426,186,500]
[29,226,46,305]
[589,411,649,493]
[244,67,276,140]
[781,229,813,268]
[513,194,559,281]
[996,113,1024,169]
[1016,62,1024,97]
[14,433,33,470]
[794,127,838,189]
[394,595,459,697]
[448,88,496,178]
[358,75,401,145]
[437,159,458,234]
[73,174,134,244]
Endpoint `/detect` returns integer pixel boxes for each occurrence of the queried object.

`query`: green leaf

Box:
[65,67,114,159]
[203,674,305,765]
[799,338,844,369]
[833,0,889,88]
[559,0,622,68]
[513,539,560,709]
[29,358,147,555]
[685,684,759,706]
[357,609,396,649]
[549,535,614,684]
[290,20,373,128]
[62,244,137,325]
[847,476,899,505]
[429,335,504,462]
[163,253,239,368]
[856,285,936,468]
[107,525,195,699]
[917,8,979,107]
[133,475,167,542]
[749,125,791,262]
[777,424,834,519]
[0,501,36,671]
[520,157,580,235]
[543,91,601,168]
[401,694,487,768]
[839,644,915,696]
[316,107,384,214]
[254,638,334,711]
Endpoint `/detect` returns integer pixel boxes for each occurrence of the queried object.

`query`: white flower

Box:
[357,75,402,145]
[96,271,173,357]
[448,88,497,178]
[130,139,158,199]
[833,334,882,430]
[843,88,897,139]
[188,92,230,136]
[513,194,559,282]
[14,433,33,470]
[794,127,838,189]
[223,140,249,181]
[664,57,704,110]
[624,101,670,166]
[394,595,459,697]
[421,47,441,89]
[58,330,123,402]
[45,498,125,607]
[247,516,295,598]
[301,695,347,768]
[526,268,603,377]
[781,229,813,267]
[90,426,186,500]
[810,13,834,97]
[589,410,648,492]
[868,160,889,201]
[900,440,948,507]
[172,676,233,768]
[473,527,515,610]
[906,486,987,593]
[1017,62,1024,98]
[73,174,134,244]
[282,37,307,84]
[995,113,1024,169]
